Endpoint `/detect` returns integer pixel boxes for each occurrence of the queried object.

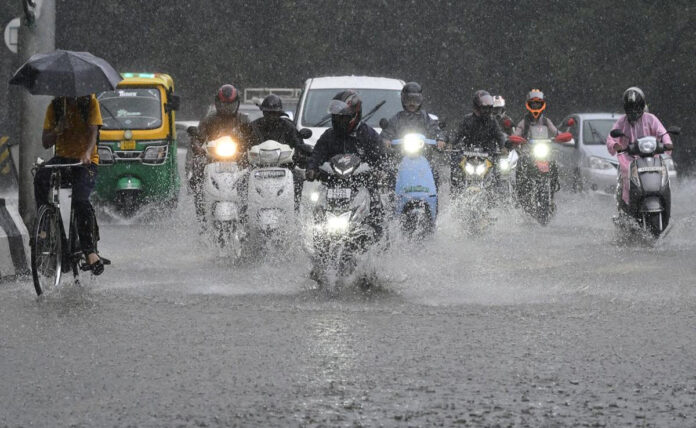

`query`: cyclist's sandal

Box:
[81,257,110,276]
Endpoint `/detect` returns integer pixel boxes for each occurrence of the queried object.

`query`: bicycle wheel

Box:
[31,205,63,295]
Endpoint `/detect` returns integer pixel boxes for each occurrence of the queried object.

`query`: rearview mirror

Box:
[565,117,576,127]
[554,132,573,143]
[166,94,181,112]
[609,129,625,138]
[299,128,313,139]
[667,126,681,136]
[379,118,389,129]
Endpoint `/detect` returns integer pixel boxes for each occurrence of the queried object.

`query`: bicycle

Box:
[30,162,110,296]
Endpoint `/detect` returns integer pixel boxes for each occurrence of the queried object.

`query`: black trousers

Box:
[34,157,98,255]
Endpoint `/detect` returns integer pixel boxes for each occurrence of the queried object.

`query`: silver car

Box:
[556,112,677,194]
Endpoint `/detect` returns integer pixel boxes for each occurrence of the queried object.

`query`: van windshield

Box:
[583,119,615,145]
[98,88,162,130]
[301,88,402,128]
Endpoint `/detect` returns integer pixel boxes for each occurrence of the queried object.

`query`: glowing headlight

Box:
[326,212,351,234]
[211,136,237,158]
[499,158,510,171]
[532,143,550,159]
[475,163,486,176]
[403,134,425,155]
[465,163,475,175]
[310,191,320,203]
[638,137,657,154]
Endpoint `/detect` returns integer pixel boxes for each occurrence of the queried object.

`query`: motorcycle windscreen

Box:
[529,125,550,139]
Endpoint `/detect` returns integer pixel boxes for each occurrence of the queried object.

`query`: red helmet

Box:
[215,84,240,115]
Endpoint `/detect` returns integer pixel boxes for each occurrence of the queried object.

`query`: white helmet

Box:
[492,95,506,118]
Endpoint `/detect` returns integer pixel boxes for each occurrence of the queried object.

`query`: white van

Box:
[295,76,405,146]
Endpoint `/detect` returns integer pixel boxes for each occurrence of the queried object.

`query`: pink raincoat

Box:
[606,113,672,204]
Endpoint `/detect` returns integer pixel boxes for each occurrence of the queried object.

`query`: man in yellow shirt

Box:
[34,94,105,274]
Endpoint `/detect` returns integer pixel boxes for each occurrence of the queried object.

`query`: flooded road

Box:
[2,174,695,426]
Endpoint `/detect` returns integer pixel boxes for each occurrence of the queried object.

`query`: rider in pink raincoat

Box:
[606,87,673,206]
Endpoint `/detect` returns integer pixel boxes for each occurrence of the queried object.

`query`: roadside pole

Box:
[17,0,55,227]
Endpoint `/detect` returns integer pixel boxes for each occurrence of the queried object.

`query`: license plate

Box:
[215,162,237,173]
[120,140,136,150]
[327,188,351,200]
[535,161,550,173]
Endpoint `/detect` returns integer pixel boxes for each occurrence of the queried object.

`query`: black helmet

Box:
[401,81,423,111]
[329,90,362,136]
[215,84,240,116]
[472,90,494,117]
[623,87,646,123]
[260,94,283,112]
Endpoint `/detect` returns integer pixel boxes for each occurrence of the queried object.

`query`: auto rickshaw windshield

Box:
[98,88,162,130]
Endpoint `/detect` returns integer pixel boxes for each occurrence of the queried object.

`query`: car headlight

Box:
[326,212,351,234]
[499,158,510,171]
[475,163,486,176]
[210,136,237,158]
[588,156,614,170]
[532,143,550,159]
[465,163,475,175]
[638,137,657,154]
[403,134,425,155]
[142,145,168,164]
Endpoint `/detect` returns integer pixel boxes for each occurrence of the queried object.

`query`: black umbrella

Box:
[9,49,122,97]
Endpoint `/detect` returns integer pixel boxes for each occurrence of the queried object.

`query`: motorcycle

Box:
[449,147,498,234]
[610,126,680,238]
[509,127,573,225]
[388,131,438,238]
[201,132,247,257]
[309,154,379,290]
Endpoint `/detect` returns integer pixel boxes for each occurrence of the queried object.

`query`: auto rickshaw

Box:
[94,73,180,216]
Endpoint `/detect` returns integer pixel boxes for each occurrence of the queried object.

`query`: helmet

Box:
[623,87,646,123]
[401,81,423,112]
[329,90,362,136]
[472,90,494,117]
[260,94,283,118]
[492,95,506,119]
[525,89,546,120]
[215,84,240,116]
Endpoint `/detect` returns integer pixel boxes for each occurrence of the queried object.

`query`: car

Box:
[556,112,677,194]
[294,75,406,146]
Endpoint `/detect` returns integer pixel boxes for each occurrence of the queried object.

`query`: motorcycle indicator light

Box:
[403,134,425,155]
[533,143,550,159]
[211,136,237,158]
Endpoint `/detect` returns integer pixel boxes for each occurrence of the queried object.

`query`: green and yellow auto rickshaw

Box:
[94,73,180,216]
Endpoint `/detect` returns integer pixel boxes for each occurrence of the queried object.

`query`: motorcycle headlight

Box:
[403,133,425,155]
[465,163,475,175]
[638,138,657,154]
[142,145,168,164]
[210,136,237,158]
[310,191,320,203]
[499,158,510,171]
[589,156,614,170]
[532,143,550,159]
[475,163,487,176]
[326,212,351,234]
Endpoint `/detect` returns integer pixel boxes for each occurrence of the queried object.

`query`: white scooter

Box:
[202,134,247,258]
[246,140,296,241]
